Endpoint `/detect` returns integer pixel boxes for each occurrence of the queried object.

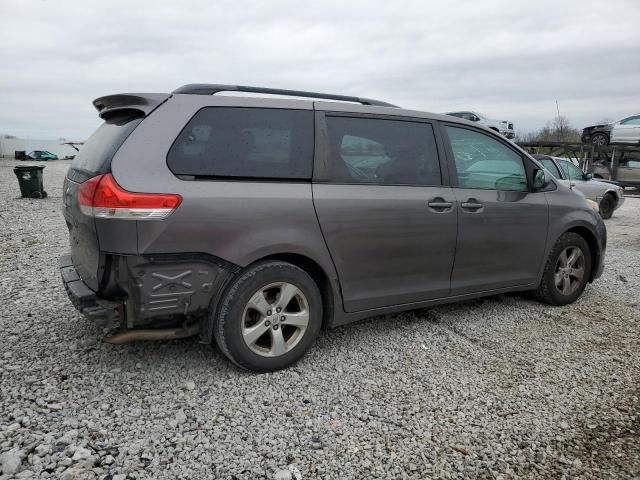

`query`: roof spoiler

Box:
[92,93,170,120]
[172,84,399,108]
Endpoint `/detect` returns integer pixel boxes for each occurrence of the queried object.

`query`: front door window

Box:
[446,126,528,191]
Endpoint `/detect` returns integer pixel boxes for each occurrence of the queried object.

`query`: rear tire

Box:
[213,261,322,372]
[599,193,615,219]
[534,233,592,306]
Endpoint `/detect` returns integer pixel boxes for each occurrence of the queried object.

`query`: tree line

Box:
[516,116,582,143]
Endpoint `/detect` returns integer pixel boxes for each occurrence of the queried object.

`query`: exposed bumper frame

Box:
[59,254,119,325]
[59,252,239,337]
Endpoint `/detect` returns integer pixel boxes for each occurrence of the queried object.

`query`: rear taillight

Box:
[77,173,182,220]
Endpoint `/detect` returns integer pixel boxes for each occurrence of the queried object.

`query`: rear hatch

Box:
[63,93,168,290]
[63,114,143,290]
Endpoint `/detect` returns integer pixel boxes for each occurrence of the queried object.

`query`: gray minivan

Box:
[60,84,606,372]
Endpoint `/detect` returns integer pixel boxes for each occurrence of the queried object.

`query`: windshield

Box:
[558,160,585,181]
[538,158,561,178]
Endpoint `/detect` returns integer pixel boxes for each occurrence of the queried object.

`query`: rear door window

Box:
[167,108,314,180]
[322,116,441,186]
[445,126,528,191]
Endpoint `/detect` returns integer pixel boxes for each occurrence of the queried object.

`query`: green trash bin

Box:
[13,165,48,199]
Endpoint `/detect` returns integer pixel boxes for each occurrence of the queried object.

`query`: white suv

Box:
[445,111,515,139]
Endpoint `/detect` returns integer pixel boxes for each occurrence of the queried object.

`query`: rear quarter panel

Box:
[109,94,338,282]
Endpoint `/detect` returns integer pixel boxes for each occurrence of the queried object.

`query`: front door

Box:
[313,113,457,312]
[442,125,549,295]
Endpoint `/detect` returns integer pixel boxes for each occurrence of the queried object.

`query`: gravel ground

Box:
[1,158,638,480]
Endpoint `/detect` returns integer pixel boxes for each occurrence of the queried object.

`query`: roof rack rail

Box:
[172,84,399,108]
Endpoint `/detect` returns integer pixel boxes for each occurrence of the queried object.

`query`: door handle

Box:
[461,200,484,212]
[427,198,453,212]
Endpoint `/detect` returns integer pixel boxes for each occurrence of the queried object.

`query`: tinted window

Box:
[324,116,441,186]
[167,108,313,179]
[446,126,527,191]
[558,160,585,180]
[71,113,143,177]
[538,158,562,178]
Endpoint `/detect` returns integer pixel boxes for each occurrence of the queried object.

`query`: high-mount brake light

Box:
[77,174,182,220]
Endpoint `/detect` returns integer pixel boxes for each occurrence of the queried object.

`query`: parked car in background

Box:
[60,84,606,372]
[582,114,640,147]
[591,151,640,188]
[444,111,515,139]
[27,150,58,161]
[610,114,640,145]
[533,154,624,219]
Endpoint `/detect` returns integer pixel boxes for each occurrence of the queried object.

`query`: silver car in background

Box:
[444,111,515,139]
[610,113,640,144]
[533,154,625,219]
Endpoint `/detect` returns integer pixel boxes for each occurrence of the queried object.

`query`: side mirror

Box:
[583,172,593,180]
[532,168,548,190]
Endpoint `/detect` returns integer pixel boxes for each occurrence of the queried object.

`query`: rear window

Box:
[70,113,142,181]
[167,107,314,180]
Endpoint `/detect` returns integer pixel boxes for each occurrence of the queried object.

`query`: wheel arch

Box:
[604,189,619,201]
[203,250,342,345]
[259,252,338,330]
[602,189,619,204]
[564,225,600,282]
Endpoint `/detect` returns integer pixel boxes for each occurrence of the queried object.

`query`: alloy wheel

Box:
[592,134,607,147]
[241,282,310,357]
[554,247,586,296]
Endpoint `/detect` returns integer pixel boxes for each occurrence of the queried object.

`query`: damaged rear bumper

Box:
[58,253,237,333]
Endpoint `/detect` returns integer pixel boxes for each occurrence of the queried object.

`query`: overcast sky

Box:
[1,0,638,140]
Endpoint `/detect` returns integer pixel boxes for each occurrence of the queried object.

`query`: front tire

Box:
[591,133,608,147]
[535,233,591,306]
[599,193,616,219]
[213,261,322,372]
